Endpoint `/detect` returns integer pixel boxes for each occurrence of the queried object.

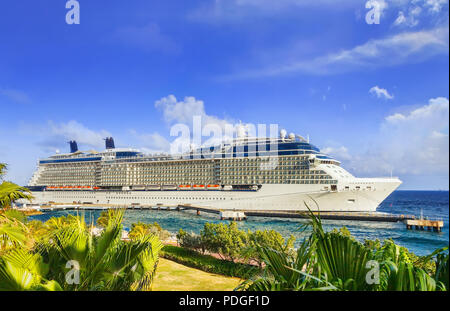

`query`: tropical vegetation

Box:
[128,221,171,241]
[237,210,449,291]
[0,160,448,292]
[0,163,33,210]
[161,244,256,279]
[0,209,163,291]
[177,222,295,266]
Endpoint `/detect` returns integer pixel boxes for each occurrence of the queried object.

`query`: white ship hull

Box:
[30,178,401,212]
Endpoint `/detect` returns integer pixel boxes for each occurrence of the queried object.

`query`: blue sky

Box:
[0,0,448,189]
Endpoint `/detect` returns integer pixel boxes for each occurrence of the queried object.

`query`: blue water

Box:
[29,190,449,256]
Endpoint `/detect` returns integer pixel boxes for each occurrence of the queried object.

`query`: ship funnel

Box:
[69,140,78,153]
[105,137,115,149]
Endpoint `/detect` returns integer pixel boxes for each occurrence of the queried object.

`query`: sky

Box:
[0,0,448,190]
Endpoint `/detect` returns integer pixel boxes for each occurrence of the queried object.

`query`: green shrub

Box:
[201,222,248,262]
[129,221,171,241]
[161,245,257,279]
[177,229,205,253]
[177,222,296,266]
[365,238,437,274]
[244,229,296,267]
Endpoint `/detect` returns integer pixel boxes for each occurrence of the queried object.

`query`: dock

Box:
[405,219,444,232]
[29,203,444,231]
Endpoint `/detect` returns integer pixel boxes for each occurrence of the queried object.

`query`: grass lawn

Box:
[152,258,243,291]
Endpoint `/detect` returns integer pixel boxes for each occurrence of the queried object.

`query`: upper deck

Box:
[38,136,338,165]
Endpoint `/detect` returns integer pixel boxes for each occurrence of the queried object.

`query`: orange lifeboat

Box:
[178,185,191,190]
[207,184,220,190]
[193,184,205,190]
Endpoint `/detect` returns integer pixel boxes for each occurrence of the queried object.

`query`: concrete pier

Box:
[30,202,445,231]
[405,219,443,232]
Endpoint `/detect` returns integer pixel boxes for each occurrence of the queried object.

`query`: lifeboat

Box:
[206,184,220,190]
[132,185,145,191]
[146,185,161,190]
[178,185,192,190]
[93,186,100,190]
[193,184,205,190]
[161,184,177,191]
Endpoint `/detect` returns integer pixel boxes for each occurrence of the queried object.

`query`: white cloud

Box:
[392,0,448,27]
[369,86,394,99]
[48,121,109,149]
[128,130,171,154]
[394,11,407,25]
[0,88,31,105]
[154,94,233,129]
[23,120,111,153]
[110,23,179,53]
[323,97,449,177]
[154,95,261,152]
[223,25,448,79]
[189,0,363,21]
[321,146,352,161]
[424,0,448,13]
[393,6,421,27]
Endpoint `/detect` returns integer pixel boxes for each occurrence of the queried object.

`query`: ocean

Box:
[29,190,449,256]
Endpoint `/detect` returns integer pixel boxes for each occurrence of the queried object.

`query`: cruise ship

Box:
[27,133,401,212]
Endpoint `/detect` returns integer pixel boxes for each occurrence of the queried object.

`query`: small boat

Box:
[178,185,192,190]
[192,184,205,190]
[132,185,146,191]
[206,184,220,190]
[161,184,177,191]
[146,185,161,190]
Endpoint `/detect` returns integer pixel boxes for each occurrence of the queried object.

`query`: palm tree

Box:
[0,247,62,291]
[0,214,28,255]
[0,163,34,209]
[37,209,163,290]
[0,209,163,291]
[0,182,34,209]
[0,163,6,178]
